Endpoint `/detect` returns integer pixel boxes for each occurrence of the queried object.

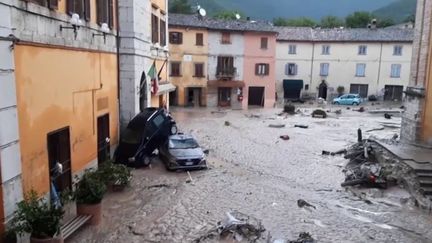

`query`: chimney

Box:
[246,17,250,21]
[370,19,377,29]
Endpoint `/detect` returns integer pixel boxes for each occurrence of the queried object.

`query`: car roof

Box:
[169,134,195,140]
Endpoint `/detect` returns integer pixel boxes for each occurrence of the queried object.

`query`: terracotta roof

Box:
[169,14,276,33]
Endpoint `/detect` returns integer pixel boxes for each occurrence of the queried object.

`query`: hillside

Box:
[373,0,417,22]
[171,0,416,23]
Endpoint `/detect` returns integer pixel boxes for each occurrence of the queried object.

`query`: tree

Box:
[169,0,193,14]
[214,10,244,20]
[404,14,415,23]
[377,18,395,28]
[273,17,316,27]
[320,16,344,28]
[345,11,373,28]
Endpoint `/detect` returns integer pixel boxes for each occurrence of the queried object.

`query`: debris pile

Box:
[194,212,266,243]
[288,232,316,243]
[311,109,327,118]
[283,104,296,114]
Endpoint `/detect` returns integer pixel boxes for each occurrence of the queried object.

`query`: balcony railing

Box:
[216,66,236,79]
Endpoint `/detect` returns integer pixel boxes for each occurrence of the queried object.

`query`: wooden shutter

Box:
[255,64,259,75]
[108,0,114,28]
[97,0,104,24]
[160,20,166,46]
[196,33,203,46]
[84,0,91,21]
[67,0,74,14]
[48,0,58,9]
[261,37,268,49]
[265,64,269,75]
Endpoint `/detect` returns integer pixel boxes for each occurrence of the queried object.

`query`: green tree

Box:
[320,16,345,28]
[214,10,244,20]
[404,14,415,23]
[273,17,316,27]
[169,0,193,14]
[377,18,395,27]
[345,11,373,28]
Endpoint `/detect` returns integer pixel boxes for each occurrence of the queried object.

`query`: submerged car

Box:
[333,94,363,105]
[159,134,207,171]
[114,108,177,167]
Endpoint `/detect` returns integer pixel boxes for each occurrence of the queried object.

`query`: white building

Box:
[118,0,175,130]
[275,27,414,102]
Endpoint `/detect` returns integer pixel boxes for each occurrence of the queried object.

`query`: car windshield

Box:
[169,138,199,149]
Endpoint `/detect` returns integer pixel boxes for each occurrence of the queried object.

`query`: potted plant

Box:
[336,86,345,97]
[74,170,107,226]
[98,161,132,192]
[10,190,64,243]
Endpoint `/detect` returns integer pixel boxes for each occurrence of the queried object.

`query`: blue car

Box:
[333,94,363,105]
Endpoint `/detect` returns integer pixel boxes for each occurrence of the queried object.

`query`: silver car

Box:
[159,134,207,171]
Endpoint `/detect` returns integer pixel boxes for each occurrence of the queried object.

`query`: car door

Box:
[340,95,348,105]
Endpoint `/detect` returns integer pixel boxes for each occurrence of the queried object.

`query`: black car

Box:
[159,134,208,171]
[114,108,177,167]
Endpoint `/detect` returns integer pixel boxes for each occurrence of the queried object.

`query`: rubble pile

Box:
[194,212,266,243]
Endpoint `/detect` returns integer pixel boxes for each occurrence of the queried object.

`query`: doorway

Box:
[350,84,369,98]
[218,88,231,107]
[248,86,265,106]
[97,114,110,164]
[384,85,404,101]
[318,81,328,100]
[283,79,303,100]
[186,88,202,107]
[47,127,72,193]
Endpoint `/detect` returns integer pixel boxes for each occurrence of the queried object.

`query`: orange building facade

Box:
[0,0,119,233]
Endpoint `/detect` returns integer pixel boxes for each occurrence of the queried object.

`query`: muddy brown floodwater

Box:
[70,105,432,243]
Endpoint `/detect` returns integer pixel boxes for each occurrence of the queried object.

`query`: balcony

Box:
[216,66,237,80]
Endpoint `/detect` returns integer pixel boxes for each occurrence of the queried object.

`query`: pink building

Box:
[243,32,277,109]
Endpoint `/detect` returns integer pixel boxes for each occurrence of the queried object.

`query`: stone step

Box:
[419,178,432,187]
[414,168,432,174]
[416,172,432,178]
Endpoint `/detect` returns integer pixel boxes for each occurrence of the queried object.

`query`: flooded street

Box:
[70,106,432,243]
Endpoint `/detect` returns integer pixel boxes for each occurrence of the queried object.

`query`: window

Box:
[320,63,329,76]
[393,45,403,56]
[194,63,205,77]
[255,63,269,76]
[67,0,91,21]
[322,45,330,55]
[288,44,297,54]
[169,32,183,44]
[170,62,181,76]
[355,63,366,77]
[96,0,113,27]
[160,19,166,46]
[221,32,231,44]
[305,84,309,90]
[261,37,268,49]
[32,0,59,9]
[48,127,72,193]
[151,13,159,44]
[391,64,401,78]
[358,45,367,55]
[285,63,298,76]
[196,33,204,46]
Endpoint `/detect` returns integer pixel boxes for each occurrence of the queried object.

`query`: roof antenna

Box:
[196,5,206,19]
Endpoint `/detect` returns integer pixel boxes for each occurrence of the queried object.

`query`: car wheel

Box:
[334,101,339,105]
[353,102,359,106]
[142,156,151,166]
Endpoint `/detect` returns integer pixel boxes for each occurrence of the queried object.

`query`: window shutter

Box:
[67,0,74,14]
[48,0,58,9]
[179,33,183,44]
[265,64,270,75]
[97,0,103,24]
[84,0,91,21]
[285,64,289,75]
[108,0,114,28]
[255,64,259,75]
[294,64,298,75]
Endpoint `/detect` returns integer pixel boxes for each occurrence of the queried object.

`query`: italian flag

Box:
[148,61,159,95]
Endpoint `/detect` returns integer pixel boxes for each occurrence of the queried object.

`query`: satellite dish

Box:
[235,13,241,20]
[199,8,207,17]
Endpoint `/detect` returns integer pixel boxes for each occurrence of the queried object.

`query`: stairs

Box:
[405,160,432,197]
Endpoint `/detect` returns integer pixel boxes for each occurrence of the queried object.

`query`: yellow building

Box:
[168,23,209,106]
[0,0,119,231]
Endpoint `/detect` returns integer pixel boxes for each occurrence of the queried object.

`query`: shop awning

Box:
[208,80,245,88]
[156,82,176,95]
